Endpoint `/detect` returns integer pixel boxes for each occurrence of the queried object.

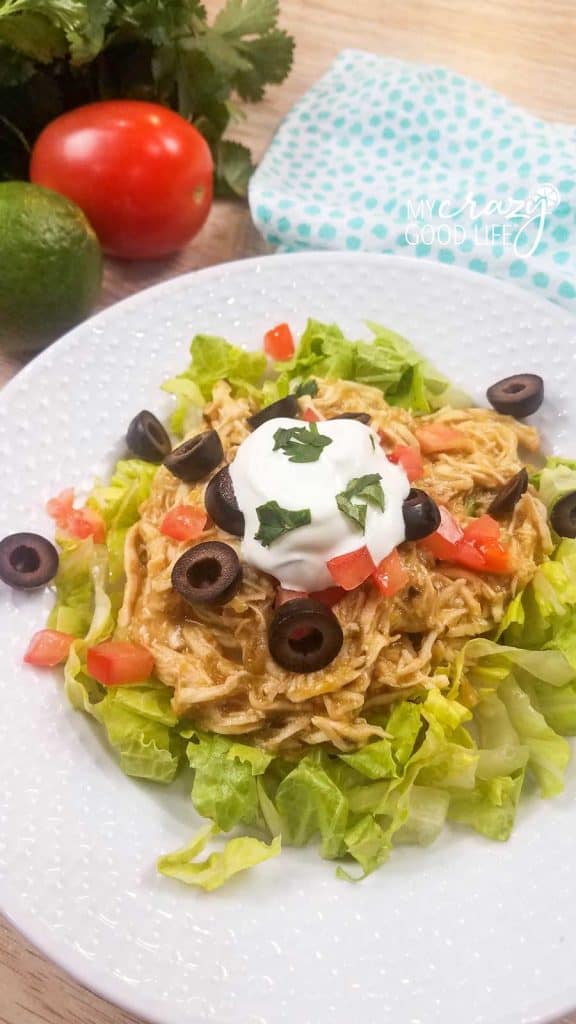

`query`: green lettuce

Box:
[163,333,267,434]
[47,536,103,637]
[158,824,281,891]
[185,729,272,832]
[49,345,576,890]
[88,457,157,604]
[264,319,470,413]
[274,751,349,859]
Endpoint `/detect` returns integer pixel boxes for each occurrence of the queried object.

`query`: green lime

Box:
[0,182,102,350]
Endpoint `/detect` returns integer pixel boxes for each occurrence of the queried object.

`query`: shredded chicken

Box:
[118,378,551,753]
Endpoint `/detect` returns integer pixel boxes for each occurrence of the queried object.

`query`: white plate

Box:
[1,253,576,1024]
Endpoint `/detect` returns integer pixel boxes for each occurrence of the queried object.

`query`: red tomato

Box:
[463,516,514,574]
[420,506,514,573]
[310,586,346,608]
[30,101,213,260]
[302,408,320,422]
[264,323,295,361]
[387,444,424,483]
[372,549,409,597]
[327,546,376,590]
[24,629,74,667]
[453,541,488,571]
[478,541,515,574]
[421,506,485,570]
[87,641,154,686]
[46,488,74,521]
[463,515,500,544]
[161,505,207,542]
[415,424,468,455]
[46,489,106,543]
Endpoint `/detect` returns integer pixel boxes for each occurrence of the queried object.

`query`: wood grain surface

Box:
[2,2,576,1022]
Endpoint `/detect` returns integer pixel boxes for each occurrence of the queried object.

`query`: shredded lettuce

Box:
[158,824,281,891]
[47,338,576,890]
[263,319,470,413]
[185,728,272,832]
[163,333,267,434]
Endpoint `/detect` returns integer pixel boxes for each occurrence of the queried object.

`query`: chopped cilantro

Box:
[254,501,311,547]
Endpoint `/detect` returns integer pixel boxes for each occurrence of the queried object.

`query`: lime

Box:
[0,182,102,350]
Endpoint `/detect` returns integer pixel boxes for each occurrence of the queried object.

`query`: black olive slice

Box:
[403,488,441,541]
[486,374,544,418]
[172,541,242,605]
[164,430,223,484]
[204,465,245,537]
[0,532,59,590]
[126,410,171,463]
[329,412,371,425]
[488,468,529,519]
[268,598,343,673]
[247,395,299,430]
[550,492,576,539]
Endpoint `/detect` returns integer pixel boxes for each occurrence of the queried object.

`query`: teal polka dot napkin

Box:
[249,50,576,307]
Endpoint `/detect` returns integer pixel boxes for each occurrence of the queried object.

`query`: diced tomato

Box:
[420,506,514,574]
[463,516,515,573]
[415,424,468,455]
[387,444,424,483]
[275,587,307,607]
[161,505,207,542]
[46,488,106,543]
[46,488,74,521]
[327,546,376,590]
[87,641,154,686]
[264,322,295,361]
[478,541,514,574]
[302,408,320,422]
[453,541,487,571]
[463,515,500,544]
[372,548,409,598]
[67,507,106,543]
[24,629,74,667]
[421,505,463,558]
[310,586,346,608]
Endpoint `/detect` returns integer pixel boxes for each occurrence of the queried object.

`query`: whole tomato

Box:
[30,100,213,260]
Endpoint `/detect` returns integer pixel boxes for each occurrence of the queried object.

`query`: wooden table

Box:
[2,1,575,1021]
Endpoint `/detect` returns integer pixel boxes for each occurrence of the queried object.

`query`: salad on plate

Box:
[5,318,576,891]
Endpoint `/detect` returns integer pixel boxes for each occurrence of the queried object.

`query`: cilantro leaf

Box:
[213,0,279,37]
[336,492,367,532]
[0,12,67,62]
[336,474,385,533]
[294,379,318,398]
[273,422,333,464]
[254,501,311,548]
[215,139,254,198]
[234,28,294,101]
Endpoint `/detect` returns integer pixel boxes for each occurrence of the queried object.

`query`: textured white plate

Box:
[1,253,576,1024]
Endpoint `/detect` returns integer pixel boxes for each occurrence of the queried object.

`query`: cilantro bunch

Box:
[0,0,294,195]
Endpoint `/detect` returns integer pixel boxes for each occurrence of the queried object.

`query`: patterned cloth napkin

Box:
[249,50,576,309]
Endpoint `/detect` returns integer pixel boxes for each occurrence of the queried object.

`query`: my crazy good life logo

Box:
[405,184,560,258]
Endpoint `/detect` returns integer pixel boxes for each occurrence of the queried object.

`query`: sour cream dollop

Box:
[229,417,410,592]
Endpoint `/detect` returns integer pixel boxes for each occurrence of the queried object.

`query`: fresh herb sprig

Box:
[336,474,385,532]
[0,0,294,193]
[254,500,311,547]
[273,421,333,464]
[294,379,318,398]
